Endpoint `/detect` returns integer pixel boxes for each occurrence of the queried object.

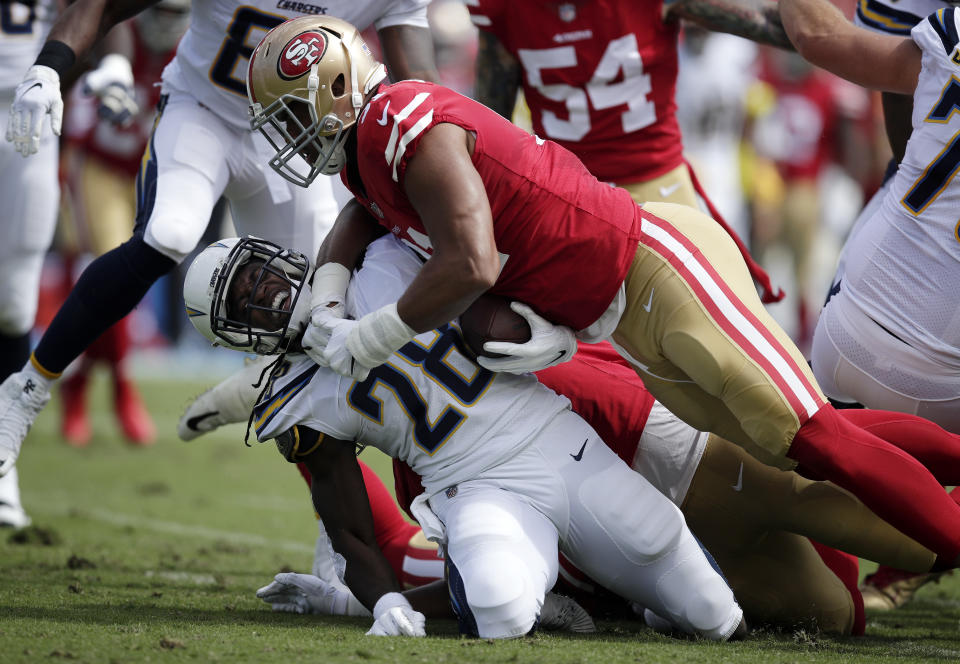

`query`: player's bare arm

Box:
[47,0,159,57]
[881,92,914,163]
[474,32,522,119]
[378,25,440,84]
[665,0,790,49]
[315,199,386,272]
[300,431,405,611]
[779,0,920,94]
[398,123,501,333]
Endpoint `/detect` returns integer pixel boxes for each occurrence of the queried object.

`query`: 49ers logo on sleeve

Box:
[277,31,327,80]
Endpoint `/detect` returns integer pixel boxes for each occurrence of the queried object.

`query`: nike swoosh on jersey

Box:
[570,439,588,461]
[658,182,682,198]
[731,462,744,492]
[186,411,220,431]
[377,101,391,126]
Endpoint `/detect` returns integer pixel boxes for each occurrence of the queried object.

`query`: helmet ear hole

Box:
[332,73,345,97]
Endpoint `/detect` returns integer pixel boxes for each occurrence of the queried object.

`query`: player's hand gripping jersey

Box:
[841,8,960,362]
[466,0,683,183]
[343,81,642,332]
[252,237,572,495]
[163,0,429,129]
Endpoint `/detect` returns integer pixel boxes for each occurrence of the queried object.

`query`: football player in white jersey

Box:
[0,0,438,477]
[785,0,960,609]
[0,0,60,528]
[181,234,746,640]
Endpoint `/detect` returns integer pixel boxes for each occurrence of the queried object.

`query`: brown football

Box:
[459,294,532,359]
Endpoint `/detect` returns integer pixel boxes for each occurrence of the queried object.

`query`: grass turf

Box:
[2,372,960,663]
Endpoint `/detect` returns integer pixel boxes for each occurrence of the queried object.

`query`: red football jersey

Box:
[468,0,683,183]
[392,341,655,515]
[344,80,642,331]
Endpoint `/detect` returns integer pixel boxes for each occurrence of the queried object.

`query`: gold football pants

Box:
[682,435,935,633]
[613,202,826,469]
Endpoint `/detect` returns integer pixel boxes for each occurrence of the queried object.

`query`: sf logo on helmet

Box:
[277,31,327,80]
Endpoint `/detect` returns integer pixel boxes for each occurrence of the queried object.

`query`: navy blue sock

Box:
[0,332,30,382]
[33,236,176,374]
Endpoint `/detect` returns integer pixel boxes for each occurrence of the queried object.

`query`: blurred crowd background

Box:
[35,0,888,435]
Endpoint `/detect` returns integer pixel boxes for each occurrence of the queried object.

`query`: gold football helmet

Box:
[247,16,386,186]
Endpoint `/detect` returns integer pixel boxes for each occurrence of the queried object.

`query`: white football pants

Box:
[428,409,742,640]
[812,289,960,432]
[136,88,338,263]
[0,100,59,335]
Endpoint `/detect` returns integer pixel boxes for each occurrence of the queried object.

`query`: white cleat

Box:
[0,466,31,528]
[0,371,50,477]
[177,355,274,441]
[540,592,596,633]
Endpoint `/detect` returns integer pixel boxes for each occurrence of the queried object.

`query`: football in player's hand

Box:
[459,295,532,359]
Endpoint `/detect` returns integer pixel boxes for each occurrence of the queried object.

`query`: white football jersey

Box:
[0,0,55,94]
[162,0,429,129]
[254,235,572,495]
[855,0,945,35]
[843,8,960,365]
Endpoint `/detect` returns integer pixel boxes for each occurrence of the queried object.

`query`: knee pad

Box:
[580,465,684,564]
[447,551,539,639]
[0,300,36,337]
[657,533,741,640]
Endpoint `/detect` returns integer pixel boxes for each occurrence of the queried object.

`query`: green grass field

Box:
[3,372,960,663]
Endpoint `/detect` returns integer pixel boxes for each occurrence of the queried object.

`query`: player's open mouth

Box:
[271,290,289,312]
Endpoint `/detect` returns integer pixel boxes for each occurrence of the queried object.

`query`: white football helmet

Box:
[183,237,312,355]
[246,16,387,186]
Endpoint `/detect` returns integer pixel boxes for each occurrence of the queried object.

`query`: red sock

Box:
[810,542,864,636]
[840,409,960,485]
[789,405,960,564]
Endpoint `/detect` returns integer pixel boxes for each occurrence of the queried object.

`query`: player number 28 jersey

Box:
[467,0,682,183]
[844,8,960,361]
[254,235,574,497]
[162,0,429,130]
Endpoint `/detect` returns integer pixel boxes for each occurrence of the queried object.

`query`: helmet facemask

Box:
[206,238,311,355]
[249,73,351,185]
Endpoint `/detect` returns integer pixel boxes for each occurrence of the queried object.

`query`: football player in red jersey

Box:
[246,16,960,574]
[467,0,789,303]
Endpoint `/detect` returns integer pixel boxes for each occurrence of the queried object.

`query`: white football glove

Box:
[366,592,426,637]
[83,54,138,127]
[6,65,63,157]
[256,572,370,616]
[477,302,577,374]
[313,303,417,382]
[301,306,346,368]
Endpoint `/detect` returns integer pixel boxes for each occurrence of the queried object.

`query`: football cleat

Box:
[0,370,51,476]
[177,356,273,441]
[0,466,31,529]
[540,592,596,633]
[860,566,950,610]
